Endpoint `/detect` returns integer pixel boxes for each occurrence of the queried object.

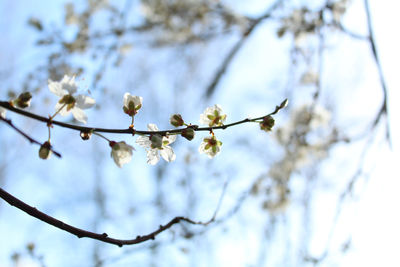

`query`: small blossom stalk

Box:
[199,104,227,127]
[136,124,176,165]
[48,75,95,124]
[110,141,135,168]
[199,135,222,158]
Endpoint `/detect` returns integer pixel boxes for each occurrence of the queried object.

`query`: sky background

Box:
[0,0,399,266]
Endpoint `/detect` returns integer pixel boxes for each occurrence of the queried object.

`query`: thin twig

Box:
[0,116,61,158]
[204,0,283,98]
[364,0,391,146]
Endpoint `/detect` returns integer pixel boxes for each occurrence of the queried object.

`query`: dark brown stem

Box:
[204,0,283,98]
[364,0,391,146]
[0,186,214,247]
[0,99,287,136]
[0,116,61,158]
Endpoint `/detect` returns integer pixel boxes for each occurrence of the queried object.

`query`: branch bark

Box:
[0,187,212,247]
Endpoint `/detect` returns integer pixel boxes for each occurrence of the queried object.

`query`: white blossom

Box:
[198,135,222,158]
[136,124,176,165]
[199,104,227,127]
[123,93,143,116]
[48,75,95,124]
[110,141,135,168]
[0,107,6,118]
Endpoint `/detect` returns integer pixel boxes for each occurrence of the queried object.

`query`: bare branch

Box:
[0,99,287,137]
[204,0,283,98]
[0,187,217,247]
[364,0,391,146]
[0,116,61,158]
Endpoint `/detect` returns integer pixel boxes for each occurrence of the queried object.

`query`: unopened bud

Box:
[80,131,92,140]
[14,92,32,108]
[279,99,289,109]
[260,115,275,132]
[181,127,195,141]
[170,114,184,127]
[39,141,52,159]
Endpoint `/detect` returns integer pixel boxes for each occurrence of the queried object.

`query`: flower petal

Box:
[160,146,176,162]
[147,123,159,132]
[0,107,6,118]
[164,134,177,144]
[48,79,66,97]
[71,108,88,124]
[146,149,160,165]
[136,136,151,147]
[76,95,96,109]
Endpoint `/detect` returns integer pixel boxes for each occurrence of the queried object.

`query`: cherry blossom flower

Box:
[110,141,135,168]
[0,107,6,118]
[136,124,176,165]
[199,135,222,158]
[48,75,95,124]
[123,93,143,117]
[199,104,226,127]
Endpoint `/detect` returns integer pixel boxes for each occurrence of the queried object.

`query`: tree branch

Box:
[0,116,61,158]
[0,186,216,247]
[364,0,391,146]
[204,0,283,98]
[0,99,287,137]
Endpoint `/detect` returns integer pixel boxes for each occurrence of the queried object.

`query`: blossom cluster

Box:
[0,74,282,168]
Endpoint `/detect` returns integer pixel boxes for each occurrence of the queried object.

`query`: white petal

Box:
[76,95,96,109]
[71,108,88,124]
[164,134,177,144]
[146,149,160,165]
[199,113,210,125]
[136,136,151,147]
[123,93,142,108]
[61,75,78,94]
[0,107,6,118]
[112,142,134,167]
[48,79,66,97]
[123,92,131,106]
[160,146,176,162]
[198,141,207,153]
[147,123,159,131]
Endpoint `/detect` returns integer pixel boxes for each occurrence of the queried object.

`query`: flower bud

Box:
[181,127,195,141]
[170,114,184,127]
[14,92,32,108]
[150,134,163,149]
[80,131,92,140]
[39,141,52,159]
[260,115,275,132]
